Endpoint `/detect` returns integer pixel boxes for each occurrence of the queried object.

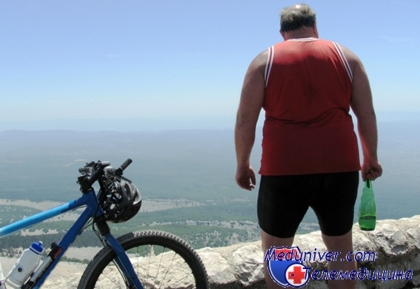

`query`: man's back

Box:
[261,38,360,175]
[265,38,352,124]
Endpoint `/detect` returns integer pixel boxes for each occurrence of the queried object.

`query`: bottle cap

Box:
[30,241,44,254]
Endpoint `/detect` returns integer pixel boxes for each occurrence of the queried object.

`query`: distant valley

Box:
[0,117,419,251]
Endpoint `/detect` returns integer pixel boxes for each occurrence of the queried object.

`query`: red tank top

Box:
[260,39,360,175]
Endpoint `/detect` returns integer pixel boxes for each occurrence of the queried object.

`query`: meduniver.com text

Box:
[264,246,377,262]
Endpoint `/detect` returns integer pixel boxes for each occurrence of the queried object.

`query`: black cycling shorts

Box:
[257,171,359,238]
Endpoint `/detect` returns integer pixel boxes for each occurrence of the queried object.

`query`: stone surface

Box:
[200,215,420,289]
[4,215,419,288]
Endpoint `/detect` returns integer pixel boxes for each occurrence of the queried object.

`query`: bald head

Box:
[280,3,316,33]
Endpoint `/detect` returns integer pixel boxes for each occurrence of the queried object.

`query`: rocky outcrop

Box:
[200,215,420,289]
[21,215,420,288]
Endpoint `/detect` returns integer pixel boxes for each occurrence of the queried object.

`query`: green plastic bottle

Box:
[358,179,376,231]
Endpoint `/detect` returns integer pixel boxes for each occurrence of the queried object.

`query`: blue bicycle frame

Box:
[0,187,143,289]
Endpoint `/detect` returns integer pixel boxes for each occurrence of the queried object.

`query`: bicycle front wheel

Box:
[77,230,209,289]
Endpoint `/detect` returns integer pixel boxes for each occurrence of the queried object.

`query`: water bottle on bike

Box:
[6,241,44,288]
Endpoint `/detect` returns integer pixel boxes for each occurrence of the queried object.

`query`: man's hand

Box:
[362,159,383,181]
[235,166,256,191]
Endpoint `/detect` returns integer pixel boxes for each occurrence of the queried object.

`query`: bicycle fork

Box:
[95,217,143,289]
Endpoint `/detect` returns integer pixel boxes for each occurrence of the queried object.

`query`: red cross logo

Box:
[285,264,309,286]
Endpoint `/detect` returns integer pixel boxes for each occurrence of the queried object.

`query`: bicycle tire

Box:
[77,230,209,289]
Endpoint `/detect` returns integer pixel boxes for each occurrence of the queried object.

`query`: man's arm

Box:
[342,46,383,181]
[235,51,267,190]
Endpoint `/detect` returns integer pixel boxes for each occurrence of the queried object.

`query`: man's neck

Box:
[281,26,318,41]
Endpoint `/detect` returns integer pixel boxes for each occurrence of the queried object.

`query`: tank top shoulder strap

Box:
[332,42,353,82]
[264,45,275,87]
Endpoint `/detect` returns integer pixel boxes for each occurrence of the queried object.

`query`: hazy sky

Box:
[1,0,419,130]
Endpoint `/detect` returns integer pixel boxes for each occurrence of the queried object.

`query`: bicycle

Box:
[0,159,209,289]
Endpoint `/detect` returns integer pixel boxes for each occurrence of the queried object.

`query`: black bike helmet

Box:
[99,179,142,223]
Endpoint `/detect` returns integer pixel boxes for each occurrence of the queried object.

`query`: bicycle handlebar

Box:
[77,159,132,193]
[115,158,132,177]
